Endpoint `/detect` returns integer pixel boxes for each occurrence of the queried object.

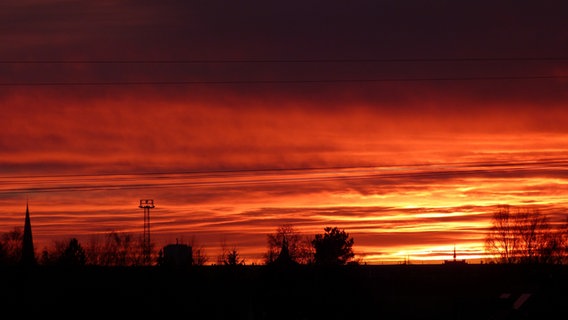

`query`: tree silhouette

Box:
[485,205,567,264]
[0,227,23,265]
[0,240,6,265]
[224,248,245,266]
[312,227,354,266]
[56,238,86,267]
[265,224,314,265]
[540,216,568,264]
[86,231,143,266]
[188,236,209,266]
[218,241,245,266]
[193,245,209,266]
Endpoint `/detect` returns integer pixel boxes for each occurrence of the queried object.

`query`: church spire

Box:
[21,201,36,266]
[272,236,297,267]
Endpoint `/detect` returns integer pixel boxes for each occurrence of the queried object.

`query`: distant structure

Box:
[271,238,298,267]
[444,245,467,265]
[161,241,193,269]
[139,199,155,264]
[21,201,37,267]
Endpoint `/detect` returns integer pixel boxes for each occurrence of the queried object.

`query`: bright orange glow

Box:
[1,151,567,264]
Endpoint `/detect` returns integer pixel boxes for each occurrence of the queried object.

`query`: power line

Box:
[1,75,567,87]
[2,57,566,86]
[1,159,566,194]
[2,158,566,180]
[2,57,568,64]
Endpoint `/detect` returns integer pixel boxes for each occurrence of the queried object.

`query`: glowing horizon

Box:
[2,159,567,265]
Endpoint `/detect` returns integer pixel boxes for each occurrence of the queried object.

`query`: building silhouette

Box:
[21,201,37,266]
[161,241,192,268]
[271,238,298,267]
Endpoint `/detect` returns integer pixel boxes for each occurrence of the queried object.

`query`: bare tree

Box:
[0,227,23,265]
[538,216,568,264]
[193,245,209,266]
[485,206,518,263]
[187,236,209,266]
[96,231,139,266]
[84,235,103,266]
[485,205,567,264]
[515,208,549,264]
[265,224,314,264]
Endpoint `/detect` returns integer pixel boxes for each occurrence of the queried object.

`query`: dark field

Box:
[2,263,567,319]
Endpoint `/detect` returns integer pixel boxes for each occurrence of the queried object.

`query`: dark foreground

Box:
[2,263,567,319]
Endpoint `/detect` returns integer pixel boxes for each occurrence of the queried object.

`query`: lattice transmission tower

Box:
[139,199,155,264]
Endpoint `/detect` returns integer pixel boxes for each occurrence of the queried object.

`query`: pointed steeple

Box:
[21,201,36,266]
[273,237,297,267]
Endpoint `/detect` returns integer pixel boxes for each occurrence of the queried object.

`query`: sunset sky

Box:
[1,0,568,264]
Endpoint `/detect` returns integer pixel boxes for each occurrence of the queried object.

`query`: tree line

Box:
[1,204,568,267]
[0,223,355,268]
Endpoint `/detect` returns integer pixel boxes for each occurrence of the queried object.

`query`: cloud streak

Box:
[2,160,567,263]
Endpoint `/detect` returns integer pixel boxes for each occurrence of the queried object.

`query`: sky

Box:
[1,0,568,264]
